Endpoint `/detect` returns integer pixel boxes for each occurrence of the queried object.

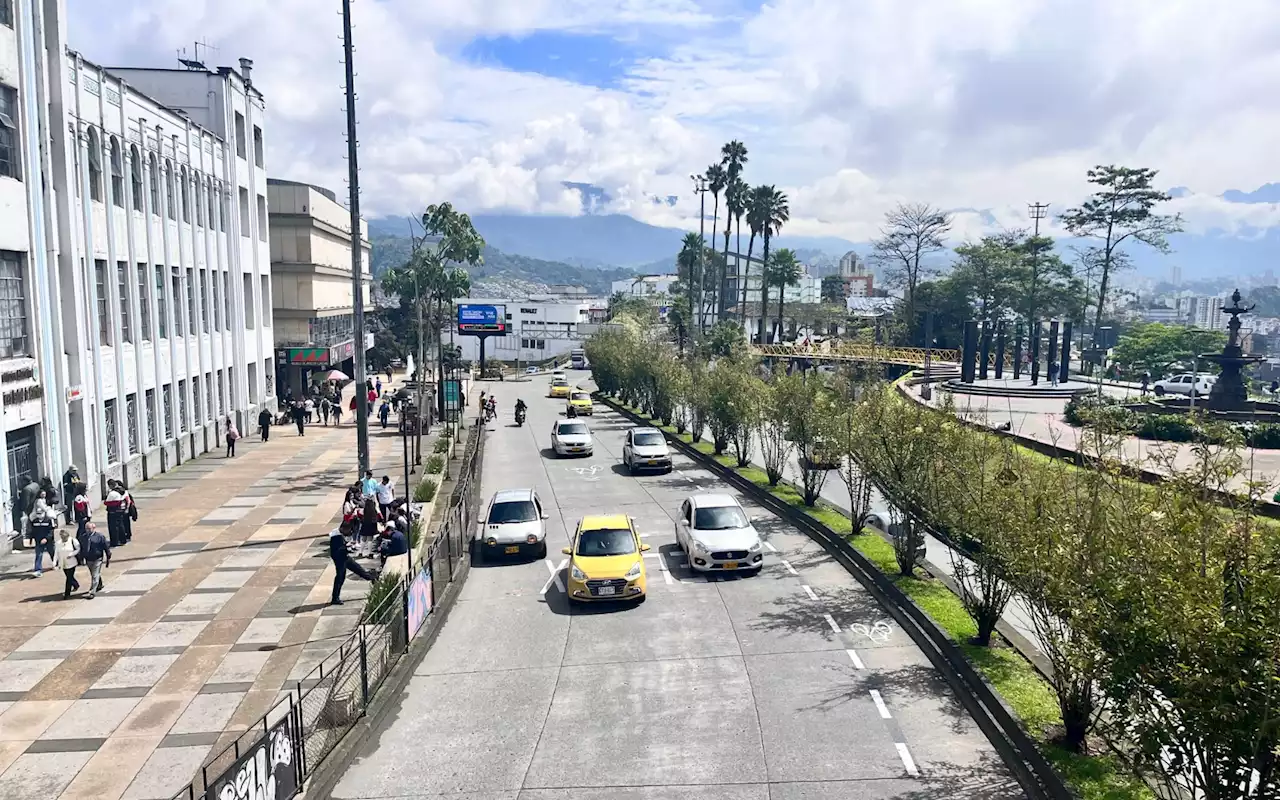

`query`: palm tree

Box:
[723,176,747,319]
[677,231,703,290]
[719,141,748,320]
[741,185,765,330]
[751,185,790,343]
[769,248,802,343]
[704,163,727,320]
[732,176,746,312]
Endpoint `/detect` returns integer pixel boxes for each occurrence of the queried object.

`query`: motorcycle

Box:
[515,407,527,427]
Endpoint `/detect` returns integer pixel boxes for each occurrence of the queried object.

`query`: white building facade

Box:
[611,274,676,299]
[453,297,600,365]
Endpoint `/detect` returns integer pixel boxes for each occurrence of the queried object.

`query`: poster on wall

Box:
[408,565,433,638]
[205,714,299,800]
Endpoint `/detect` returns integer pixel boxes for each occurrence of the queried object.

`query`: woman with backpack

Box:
[225,415,240,457]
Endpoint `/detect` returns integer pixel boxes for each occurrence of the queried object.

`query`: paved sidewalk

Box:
[0,386,426,800]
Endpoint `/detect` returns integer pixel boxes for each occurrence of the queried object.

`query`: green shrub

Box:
[433,438,450,454]
[1064,394,1123,427]
[1134,414,1198,443]
[1243,423,1280,449]
[362,572,402,623]
[413,477,438,502]
[409,517,424,550]
[426,454,445,474]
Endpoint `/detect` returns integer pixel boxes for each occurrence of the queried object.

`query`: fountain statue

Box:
[1201,289,1265,412]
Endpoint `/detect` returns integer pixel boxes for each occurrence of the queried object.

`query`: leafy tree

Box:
[870,202,952,328]
[949,234,1020,324]
[768,248,803,344]
[899,275,970,349]
[775,373,832,506]
[1060,165,1183,337]
[757,379,794,486]
[608,291,655,323]
[748,185,790,344]
[1113,322,1226,378]
[830,365,879,535]
[701,319,747,361]
[1013,233,1081,330]
[821,275,846,305]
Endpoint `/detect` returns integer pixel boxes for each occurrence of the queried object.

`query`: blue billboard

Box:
[456,304,506,334]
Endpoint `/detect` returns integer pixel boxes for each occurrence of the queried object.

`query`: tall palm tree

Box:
[751,185,790,343]
[704,163,727,323]
[723,176,747,319]
[741,185,765,330]
[769,248,802,343]
[677,231,703,290]
[732,176,746,312]
[719,141,748,320]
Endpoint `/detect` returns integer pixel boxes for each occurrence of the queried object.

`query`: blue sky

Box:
[460,32,658,90]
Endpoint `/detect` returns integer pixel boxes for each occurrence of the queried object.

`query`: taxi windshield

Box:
[576,528,636,557]
[571,392,591,401]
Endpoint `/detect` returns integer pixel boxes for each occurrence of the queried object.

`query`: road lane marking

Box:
[763,541,778,553]
[870,690,891,719]
[541,558,567,595]
[823,613,841,633]
[846,649,864,669]
[895,743,919,776]
[781,560,798,575]
[801,585,818,601]
[642,551,660,558]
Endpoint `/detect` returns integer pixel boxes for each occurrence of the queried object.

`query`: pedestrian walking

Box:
[332,399,343,424]
[1049,362,1059,387]
[378,400,390,429]
[1141,372,1151,396]
[375,378,383,397]
[61,464,81,525]
[73,490,90,543]
[304,397,315,424]
[329,527,376,606]
[376,476,395,519]
[225,416,240,457]
[55,528,80,599]
[104,480,129,547]
[349,395,358,421]
[122,483,137,544]
[258,407,273,443]
[29,492,54,577]
[367,386,377,415]
[320,397,331,426]
[293,401,306,436]
[82,522,110,597]
[385,367,393,383]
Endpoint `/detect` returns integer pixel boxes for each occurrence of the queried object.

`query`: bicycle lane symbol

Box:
[846,620,893,644]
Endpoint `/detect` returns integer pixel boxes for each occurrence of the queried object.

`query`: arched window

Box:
[179,166,189,223]
[109,137,124,207]
[148,153,159,214]
[165,162,175,220]
[86,128,103,202]
[129,145,143,212]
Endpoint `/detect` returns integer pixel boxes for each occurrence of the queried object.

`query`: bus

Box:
[570,349,588,370]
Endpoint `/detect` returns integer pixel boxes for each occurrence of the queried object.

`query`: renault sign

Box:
[457,304,507,335]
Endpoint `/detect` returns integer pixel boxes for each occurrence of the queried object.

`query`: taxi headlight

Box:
[571,563,587,581]
[625,562,642,580]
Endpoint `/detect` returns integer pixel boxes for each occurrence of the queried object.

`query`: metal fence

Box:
[170,422,485,800]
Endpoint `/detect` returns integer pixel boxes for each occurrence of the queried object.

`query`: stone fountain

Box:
[1201,289,1265,412]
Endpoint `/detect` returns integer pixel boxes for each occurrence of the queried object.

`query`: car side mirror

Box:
[640,543,651,551]
[541,513,549,520]
[750,516,760,524]
[561,546,572,555]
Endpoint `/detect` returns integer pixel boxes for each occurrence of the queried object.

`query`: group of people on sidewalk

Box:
[328,470,412,605]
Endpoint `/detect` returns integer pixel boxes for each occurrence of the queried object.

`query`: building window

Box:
[95,260,111,346]
[109,137,124,207]
[117,262,131,343]
[155,265,167,338]
[206,373,214,420]
[217,371,225,417]
[0,86,18,180]
[234,111,246,159]
[260,274,270,318]
[148,154,159,214]
[104,399,119,463]
[126,393,138,455]
[253,125,263,168]
[199,270,209,330]
[256,194,267,242]
[129,145,143,211]
[207,181,216,228]
[0,0,12,28]
[172,274,182,336]
[161,384,172,439]
[137,264,150,341]
[218,189,227,232]
[87,129,103,202]
[178,379,188,433]
[179,167,189,223]
[186,269,196,335]
[0,252,28,357]
[211,270,221,331]
[243,274,255,329]
[145,388,157,447]
[238,187,250,237]
[247,361,258,404]
[263,359,273,397]
[165,163,176,219]
[192,375,202,424]
[222,272,230,327]
[193,175,203,227]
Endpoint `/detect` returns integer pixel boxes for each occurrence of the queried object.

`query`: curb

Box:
[598,393,1073,800]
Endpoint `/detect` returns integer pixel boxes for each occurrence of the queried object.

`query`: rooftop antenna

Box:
[177,39,218,71]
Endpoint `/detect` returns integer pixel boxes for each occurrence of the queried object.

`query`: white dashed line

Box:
[763,541,778,553]
[870,689,891,719]
[846,649,865,669]
[540,559,567,595]
[781,560,798,575]
[823,613,841,633]
[895,743,919,776]
[801,585,818,601]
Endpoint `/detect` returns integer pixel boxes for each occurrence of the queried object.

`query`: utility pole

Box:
[691,173,708,339]
[1028,202,1049,381]
[341,0,370,475]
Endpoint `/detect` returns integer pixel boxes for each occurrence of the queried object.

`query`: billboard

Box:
[457,304,507,335]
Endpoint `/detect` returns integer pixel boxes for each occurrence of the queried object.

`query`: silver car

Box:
[478,488,549,560]
[551,419,593,457]
[676,494,764,573]
[622,427,672,474]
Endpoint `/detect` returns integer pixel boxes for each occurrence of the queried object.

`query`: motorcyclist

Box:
[486,395,497,421]
[567,403,578,418]
[515,398,527,418]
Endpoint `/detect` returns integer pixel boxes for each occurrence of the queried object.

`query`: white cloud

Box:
[67,0,1280,248]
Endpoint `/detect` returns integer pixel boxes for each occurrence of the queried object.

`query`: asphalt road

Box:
[332,372,1025,800]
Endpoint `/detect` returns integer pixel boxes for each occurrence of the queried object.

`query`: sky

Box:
[67,0,1280,246]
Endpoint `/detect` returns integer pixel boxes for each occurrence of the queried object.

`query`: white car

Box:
[551,370,566,382]
[478,488,549,560]
[676,494,764,573]
[622,427,672,474]
[1153,373,1216,397]
[526,365,539,375]
[551,419,593,457]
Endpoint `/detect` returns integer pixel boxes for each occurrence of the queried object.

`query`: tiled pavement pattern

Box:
[0,386,424,800]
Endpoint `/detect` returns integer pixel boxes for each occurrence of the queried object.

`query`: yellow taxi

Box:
[567,391,594,416]
[562,514,649,603]
[549,378,572,398]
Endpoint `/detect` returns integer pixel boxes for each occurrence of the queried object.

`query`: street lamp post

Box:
[341,0,370,475]
[691,173,708,338]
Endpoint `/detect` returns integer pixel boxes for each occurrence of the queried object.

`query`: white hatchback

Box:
[676,494,764,573]
[479,488,549,560]
[622,427,672,474]
[551,419,593,457]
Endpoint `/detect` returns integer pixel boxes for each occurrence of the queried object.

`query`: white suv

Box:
[676,494,764,574]
[478,488,548,560]
[551,419,593,457]
[622,427,672,474]
[1153,373,1216,397]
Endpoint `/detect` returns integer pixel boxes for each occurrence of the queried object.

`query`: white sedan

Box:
[675,494,764,573]
[551,419,593,457]
[1153,373,1215,397]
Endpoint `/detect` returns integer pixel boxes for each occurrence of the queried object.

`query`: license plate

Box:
[596,586,616,596]
[648,460,658,465]
[723,561,739,570]
[504,546,520,554]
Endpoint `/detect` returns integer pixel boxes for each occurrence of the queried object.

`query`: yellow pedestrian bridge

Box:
[750,342,1017,371]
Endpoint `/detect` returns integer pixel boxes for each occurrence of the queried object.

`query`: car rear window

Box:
[488,500,538,524]
[633,432,664,446]
[694,506,749,530]
[576,528,636,556]
[558,422,588,435]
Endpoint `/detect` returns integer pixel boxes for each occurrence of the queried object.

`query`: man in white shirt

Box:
[376,476,395,518]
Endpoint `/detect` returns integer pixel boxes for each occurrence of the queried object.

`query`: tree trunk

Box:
[740,233,756,328]
[759,236,772,344]
[710,195,720,321]
[735,216,743,322]
[415,286,426,461]
[776,288,786,344]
